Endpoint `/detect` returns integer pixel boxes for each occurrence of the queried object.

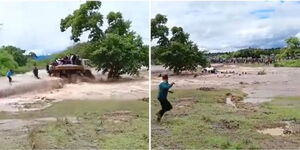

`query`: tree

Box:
[0,51,18,75]
[155,25,207,74]
[60,1,104,42]
[1,46,28,66]
[278,37,300,59]
[151,14,169,46]
[159,41,207,74]
[91,12,147,78]
[286,37,300,49]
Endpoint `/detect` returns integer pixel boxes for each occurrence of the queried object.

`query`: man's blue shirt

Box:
[157,81,172,100]
[6,71,13,77]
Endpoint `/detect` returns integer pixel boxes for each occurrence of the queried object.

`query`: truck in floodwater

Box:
[49,59,95,80]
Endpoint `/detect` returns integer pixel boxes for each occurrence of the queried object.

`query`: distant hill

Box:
[35,55,51,61]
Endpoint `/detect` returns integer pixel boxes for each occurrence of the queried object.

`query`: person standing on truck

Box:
[46,63,51,76]
[6,69,13,85]
[156,74,175,122]
[33,65,40,79]
[70,54,76,65]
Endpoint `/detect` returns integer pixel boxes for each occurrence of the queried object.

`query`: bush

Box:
[0,51,18,76]
[274,59,300,67]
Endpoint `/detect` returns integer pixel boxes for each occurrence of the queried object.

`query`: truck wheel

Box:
[84,70,95,79]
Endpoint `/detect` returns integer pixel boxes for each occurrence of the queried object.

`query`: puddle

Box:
[258,127,286,136]
[257,121,294,136]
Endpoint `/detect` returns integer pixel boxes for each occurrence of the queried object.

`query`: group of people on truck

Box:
[46,54,82,76]
[50,54,81,66]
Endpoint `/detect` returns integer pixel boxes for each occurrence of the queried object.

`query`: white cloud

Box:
[0,0,148,55]
[151,1,300,52]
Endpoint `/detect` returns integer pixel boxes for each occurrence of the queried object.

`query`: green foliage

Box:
[0,50,18,75]
[92,12,147,78]
[140,45,149,69]
[0,45,51,76]
[60,1,104,42]
[232,48,280,58]
[208,48,281,62]
[277,37,300,59]
[106,12,131,35]
[286,37,300,49]
[151,14,169,46]
[158,41,207,74]
[91,33,145,78]
[0,45,28,66]
[274,59,300,67]
[152,14,208,73]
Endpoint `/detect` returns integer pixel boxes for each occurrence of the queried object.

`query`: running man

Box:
[6,69,13,84]
[33,65,40,79]
[156,74,175,122]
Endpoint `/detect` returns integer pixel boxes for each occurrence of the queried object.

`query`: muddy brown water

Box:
[152,65,300,103]
[0,69,148,112]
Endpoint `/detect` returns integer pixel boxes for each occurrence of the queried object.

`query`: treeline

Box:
[57,1,148,79]
[207,48,281,60]
[0,46,39,76]
[207,37,300,66]
[151,14,208,74]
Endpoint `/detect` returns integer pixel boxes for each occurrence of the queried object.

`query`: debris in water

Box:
[196,87,215,91]
[258,70,266,75]
[226,97,236,108]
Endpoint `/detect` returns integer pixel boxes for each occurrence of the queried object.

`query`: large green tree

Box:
[152,14,207,74]
[91,12,147,78]
[60,2,148,79]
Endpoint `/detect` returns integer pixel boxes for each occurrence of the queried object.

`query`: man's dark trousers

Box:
[158,98,173,117]
[7,76,12,83]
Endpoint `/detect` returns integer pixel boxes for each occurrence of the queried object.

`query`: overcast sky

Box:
[152,1,300,52]
[0,0,148,55]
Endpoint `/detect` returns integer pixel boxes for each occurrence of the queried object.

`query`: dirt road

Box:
[152,64,300,103]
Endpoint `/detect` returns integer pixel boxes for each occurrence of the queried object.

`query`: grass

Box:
[151,89,300,149]
[261,97,300,121]
[0,100,148,149]
[274,59,300,67]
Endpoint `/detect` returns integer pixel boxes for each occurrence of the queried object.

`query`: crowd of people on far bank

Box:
[210,57,276,65]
